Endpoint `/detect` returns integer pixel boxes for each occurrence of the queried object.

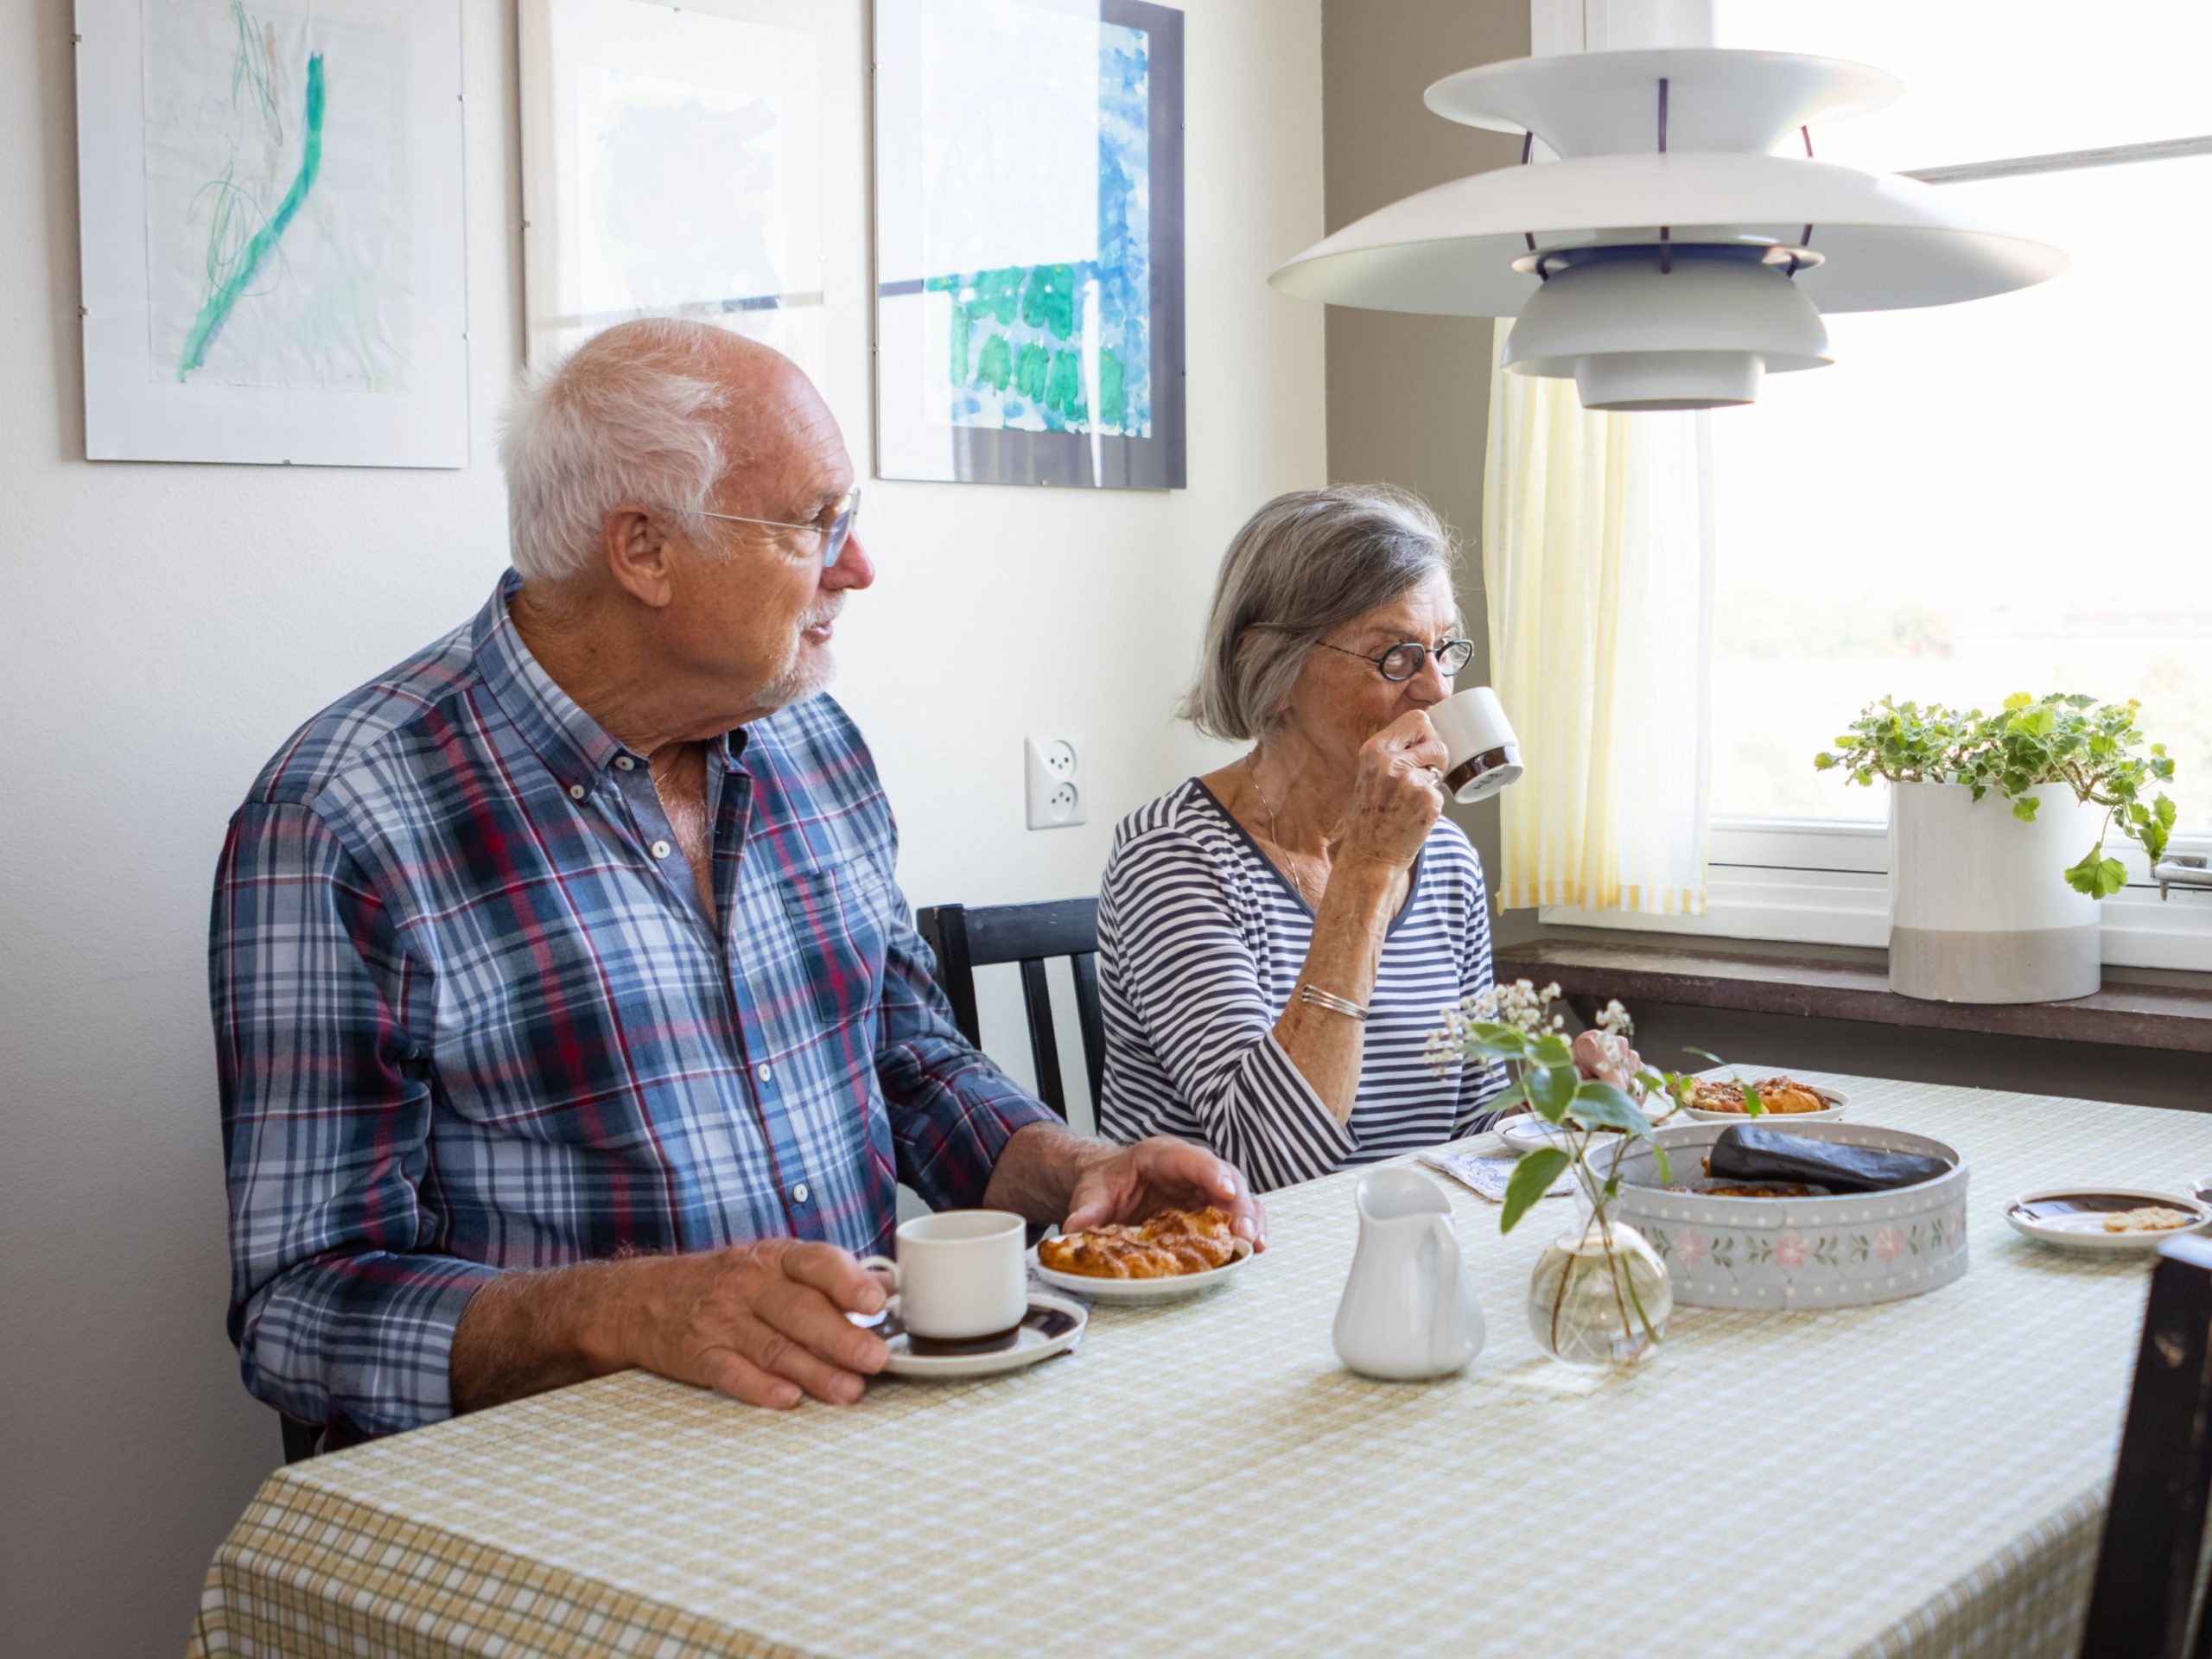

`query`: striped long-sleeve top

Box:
[1095,778,1510,1192]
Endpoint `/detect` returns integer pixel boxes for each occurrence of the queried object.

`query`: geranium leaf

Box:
[1502,1147,1570,1235]
[1527,1064,1577,1118]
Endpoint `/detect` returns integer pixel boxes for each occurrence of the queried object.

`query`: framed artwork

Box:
[874,0,1185,489]
[73,0,468,467]
[518,0,867,426]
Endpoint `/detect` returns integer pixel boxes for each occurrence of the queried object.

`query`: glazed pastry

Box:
[1039,1206,1240,1278]
[1690,1076,1829,1115]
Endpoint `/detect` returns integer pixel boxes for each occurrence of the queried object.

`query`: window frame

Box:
[1522,0,2212,971]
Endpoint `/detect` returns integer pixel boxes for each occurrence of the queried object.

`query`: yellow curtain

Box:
[1480,323,1714,915]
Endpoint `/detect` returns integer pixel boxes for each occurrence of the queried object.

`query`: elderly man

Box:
[213,318,1262,1442]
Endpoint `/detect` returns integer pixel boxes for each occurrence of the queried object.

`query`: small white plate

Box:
[880,1291,1088,1380]
[2004,1187,2212,1254]
[1682,1076,1847,1123]
[1029,1236,1255,1305]
[1494,1115,1631,1159]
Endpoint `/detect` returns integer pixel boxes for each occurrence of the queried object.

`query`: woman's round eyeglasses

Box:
[1316,637,1475,682]
[667,486,862,567]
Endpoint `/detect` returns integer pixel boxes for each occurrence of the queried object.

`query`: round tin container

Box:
[1610,1121,1969,1311]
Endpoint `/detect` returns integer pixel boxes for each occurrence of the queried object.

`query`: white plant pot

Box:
[1888,781,2102,1003]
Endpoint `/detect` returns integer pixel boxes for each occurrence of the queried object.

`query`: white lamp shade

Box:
[1425,48,1903,159]
[1269,48,2069,410]
[1503,251,1832,410]
[1269,153,2068,316]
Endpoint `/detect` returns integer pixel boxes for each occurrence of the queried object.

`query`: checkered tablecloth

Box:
[188,1074,2212,1659]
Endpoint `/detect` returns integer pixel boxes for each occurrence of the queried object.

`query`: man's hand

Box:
[451,1237,893,1417]
[615,1240,892,1408]
[1061,1135,1268,1246]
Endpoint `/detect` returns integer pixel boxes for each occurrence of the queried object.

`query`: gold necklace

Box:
[1245,753,1324,908]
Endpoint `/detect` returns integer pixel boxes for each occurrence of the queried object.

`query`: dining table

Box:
[188,1071,2212,1658]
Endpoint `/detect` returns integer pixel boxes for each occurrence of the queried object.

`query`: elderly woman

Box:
[1096,486,1510,1191]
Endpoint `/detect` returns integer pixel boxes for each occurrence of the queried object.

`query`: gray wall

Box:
[1320,0,1531,921]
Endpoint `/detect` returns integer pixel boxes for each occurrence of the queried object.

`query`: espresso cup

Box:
[858,1210,1027,1341]
[1428,686,1524,804]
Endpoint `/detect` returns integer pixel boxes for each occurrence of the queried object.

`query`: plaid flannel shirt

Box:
[211,573,1052,1438]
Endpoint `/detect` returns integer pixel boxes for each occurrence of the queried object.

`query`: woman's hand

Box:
[1572,1029,1643,1090]
[1338,709,1449,871]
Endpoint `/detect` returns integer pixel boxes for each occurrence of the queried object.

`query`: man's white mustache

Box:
[800,603,843,632]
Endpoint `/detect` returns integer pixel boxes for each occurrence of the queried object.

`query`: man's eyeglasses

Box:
[1315,637,1476,683]
[675,486,862,567]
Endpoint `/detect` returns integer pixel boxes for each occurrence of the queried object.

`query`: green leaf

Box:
[1466,1022,1531,1057]
[2064,848,2128,899]
[1567,1082,1656,1138]
[1814,752,1836,772]
[1526,1064,1578,1119]
[1501,1147,1570,1235]
[1741,1083,1765,1118]
[2158,796,2178,829]
[1531,1033,1574,1068]
[2003,691,2033,712]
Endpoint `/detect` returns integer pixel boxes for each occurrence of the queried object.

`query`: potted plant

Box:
[1428,983,1734,1370]
[1815,694,2177,1003]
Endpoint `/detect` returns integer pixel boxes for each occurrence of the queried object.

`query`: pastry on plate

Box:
[1038,1205,1240,1279]
[2101,1205,2197,1234]
[1690,1076,1829,1116]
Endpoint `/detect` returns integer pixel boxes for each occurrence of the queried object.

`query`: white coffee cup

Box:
[858,1210,1027,1341]
[1428,686,1524,804]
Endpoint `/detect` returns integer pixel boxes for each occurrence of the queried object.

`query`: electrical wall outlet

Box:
[1024,735,1085,830]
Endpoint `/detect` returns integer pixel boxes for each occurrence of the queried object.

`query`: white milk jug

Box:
[1332,1167,1485,1380]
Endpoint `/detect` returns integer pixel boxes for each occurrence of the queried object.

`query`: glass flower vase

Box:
[1528,1215,1672,1370]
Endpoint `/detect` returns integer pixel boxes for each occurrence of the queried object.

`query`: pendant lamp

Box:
[1269,49,2068,410]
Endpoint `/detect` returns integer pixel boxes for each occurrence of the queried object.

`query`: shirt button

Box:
[651,840,671,859]
[615,755,636,771]
[568,784,586,800]
[757,1062,773,1083]
[791,1181,810,1204]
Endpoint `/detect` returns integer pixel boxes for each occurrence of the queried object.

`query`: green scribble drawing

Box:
[1021,264,1076,340]
[1014,342,1050,401]
[975,332,1013,391]
[178,48,327,380]
[1096,347,1125,429]
[1043,347,1084,423]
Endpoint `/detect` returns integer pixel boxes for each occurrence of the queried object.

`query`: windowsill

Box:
[1493,928,2212,1055]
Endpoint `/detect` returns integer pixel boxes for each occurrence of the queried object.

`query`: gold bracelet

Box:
[1298,983,1370,1022]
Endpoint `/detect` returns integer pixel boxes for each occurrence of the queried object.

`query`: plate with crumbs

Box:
[2005,1187,2212,1254]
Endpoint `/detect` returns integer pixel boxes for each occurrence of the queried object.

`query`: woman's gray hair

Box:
[499,317,740,583]
[1180,485,1460,741]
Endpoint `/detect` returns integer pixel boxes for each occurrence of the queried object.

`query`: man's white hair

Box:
[499,317,743,583]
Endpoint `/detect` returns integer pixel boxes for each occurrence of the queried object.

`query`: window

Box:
[1540,1,2212,968]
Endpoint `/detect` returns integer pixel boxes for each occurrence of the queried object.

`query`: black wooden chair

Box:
[914,898,1103,1122]
[281,1414,324,1464]
[2080,1232,2212,1659]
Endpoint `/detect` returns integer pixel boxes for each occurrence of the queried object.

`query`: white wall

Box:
[0,0,1325,1651]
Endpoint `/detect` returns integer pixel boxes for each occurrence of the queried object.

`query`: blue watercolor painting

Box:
[922,22,1150,438]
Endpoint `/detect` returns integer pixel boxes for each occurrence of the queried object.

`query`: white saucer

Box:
[2005,1187,2212,1254]
[1029,1236,1255,1305]
[880,1291,1088,1380]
